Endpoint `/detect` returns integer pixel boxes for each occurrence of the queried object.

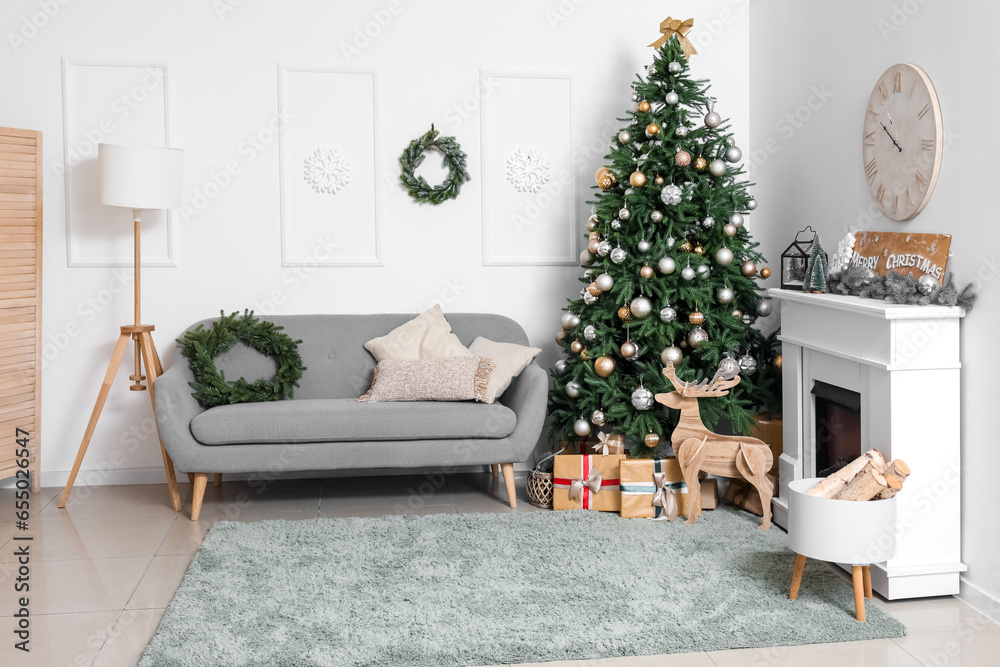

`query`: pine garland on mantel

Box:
[828,265,977,312]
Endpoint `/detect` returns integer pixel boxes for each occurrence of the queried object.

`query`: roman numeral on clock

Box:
[894,70,903,93]
[915,169,928,189]
[865,158,878,182]
[876,182,886,204]
[918,103,931,119]
[906,188,914,209]
[922,139,935,151]
[878,82,889,101]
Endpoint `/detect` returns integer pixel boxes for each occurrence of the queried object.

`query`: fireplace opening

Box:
[811,381,861,477]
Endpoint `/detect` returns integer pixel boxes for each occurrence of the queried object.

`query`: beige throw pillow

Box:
[359,356,496,403]
[468,337,542,404]
[363,304,471,361]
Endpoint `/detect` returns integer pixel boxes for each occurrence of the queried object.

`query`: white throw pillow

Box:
[364,305,471,361]
[468,337,541,404]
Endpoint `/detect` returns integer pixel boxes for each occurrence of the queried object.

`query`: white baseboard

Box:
[959,576,1000,624]
[1,462,532,489]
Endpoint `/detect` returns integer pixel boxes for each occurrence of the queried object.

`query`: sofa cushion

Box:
[363,305,471,362]
[468,337,542,404]
[190,398,517,445]
[359,356,496,403]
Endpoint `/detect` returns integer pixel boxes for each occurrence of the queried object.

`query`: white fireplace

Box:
[768,288,966,600]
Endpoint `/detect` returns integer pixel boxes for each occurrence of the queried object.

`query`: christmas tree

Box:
[803,233,828,293]
[548,22,781,457]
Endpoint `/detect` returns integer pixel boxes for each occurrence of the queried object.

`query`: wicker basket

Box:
[526,449,562,509]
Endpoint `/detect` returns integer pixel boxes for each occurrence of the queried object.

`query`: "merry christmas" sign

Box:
[851,231,951,284]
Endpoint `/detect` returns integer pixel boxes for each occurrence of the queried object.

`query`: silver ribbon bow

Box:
[592,432,613,456]
[569,468,603,502]
[652,471,679,522]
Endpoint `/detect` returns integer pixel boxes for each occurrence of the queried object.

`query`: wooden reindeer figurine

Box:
[655,362,774,530]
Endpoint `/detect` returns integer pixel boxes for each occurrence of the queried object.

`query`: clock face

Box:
[862,63,943,221]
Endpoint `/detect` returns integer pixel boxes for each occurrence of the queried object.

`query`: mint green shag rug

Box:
[140,507,905,666]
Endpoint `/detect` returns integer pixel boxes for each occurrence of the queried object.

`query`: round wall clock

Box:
[862,63,943,221]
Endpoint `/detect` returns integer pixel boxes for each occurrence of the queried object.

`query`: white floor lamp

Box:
[59,144,184,511]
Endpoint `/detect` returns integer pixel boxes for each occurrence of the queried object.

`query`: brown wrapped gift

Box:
[751,412,783,474]
[557,433,627,457]
[619,458,692,519]
[552,454,624,512]
[724,473,776,516]
[700,478,719,510]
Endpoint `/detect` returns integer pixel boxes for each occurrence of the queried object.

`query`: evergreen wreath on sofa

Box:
[398,124,470,204]
[178,310,306,407]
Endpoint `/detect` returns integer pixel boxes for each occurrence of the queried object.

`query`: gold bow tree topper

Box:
[649,17,698,58]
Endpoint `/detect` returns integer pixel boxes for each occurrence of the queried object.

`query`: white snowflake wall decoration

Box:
[505,147,551,194]
[303,147,352,195]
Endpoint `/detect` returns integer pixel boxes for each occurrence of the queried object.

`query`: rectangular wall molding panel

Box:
[481,71,576,266]
[278,65,382,267]
[61,59,176,267]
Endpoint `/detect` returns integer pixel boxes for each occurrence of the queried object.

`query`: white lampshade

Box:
[99,144,183,210]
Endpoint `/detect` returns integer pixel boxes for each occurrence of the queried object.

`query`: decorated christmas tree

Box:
[548,20,781,457]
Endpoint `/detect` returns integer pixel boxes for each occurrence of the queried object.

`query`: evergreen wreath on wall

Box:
[399,124,470,204]
[178,310,306,407]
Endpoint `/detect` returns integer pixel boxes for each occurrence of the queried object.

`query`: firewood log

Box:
[835,466,888,501]
[806,449,886,498]
[874,460,909,499]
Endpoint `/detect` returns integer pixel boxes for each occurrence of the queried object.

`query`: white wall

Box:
[750,0,1000,618]
[0,2,749,482]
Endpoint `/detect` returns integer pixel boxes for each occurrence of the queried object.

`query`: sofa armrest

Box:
[154,360,207,473]
[498,362,549,461]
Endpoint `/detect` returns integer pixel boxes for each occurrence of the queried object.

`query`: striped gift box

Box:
[619,458,691,519]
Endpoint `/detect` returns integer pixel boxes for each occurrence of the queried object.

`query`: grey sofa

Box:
[154,313,548,520]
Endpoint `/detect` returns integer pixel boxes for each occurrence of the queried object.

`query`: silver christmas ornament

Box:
[725,145,743,163]
[596,273,614,291]
[591,410,606,426]
[597,240,611,257]
[611,220,621,230]
[660,184,683,205]
[574,418,592,437]
[610,247,627,264]
[681,266,696,281]
[625,343,640,361]
[565,381,581,398]
[668,60,683,73]
[554,359,568,375]
[696,264,711,279]
[631,91,641,102]
[647,64,656,76]
[658,256,676,274]
[917,275,937,295]
[661,345,683,365]
[739,354,757,375]
[630,296,653,319]
[708,159,727,177]
[561,313,577,330]
[666,237,676,249]
[580,249,595,266]
[618,130,632,144]
[631,386,654,410]
[730,212,744,227]
[618,207,631,220]
[637,239,651,254]
[659,306,677,322]
[756,300,772,317]
[583,291,598,305]
[742,313,753,325]
[583,325,596,341]
[702,216,715,229]
[687,326,709,348]
[746,198,757,211]
[717,287,735,304]
[715,247,734,265]
[704,99,722,128]
[718,355,741,380]
[665,91,679,105]
[650,210,663,223]
[675,125,688,138]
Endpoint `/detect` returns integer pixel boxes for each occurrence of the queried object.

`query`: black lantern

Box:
[781,226,818,290]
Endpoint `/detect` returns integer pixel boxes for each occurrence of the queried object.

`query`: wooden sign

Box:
[851,231,950,284]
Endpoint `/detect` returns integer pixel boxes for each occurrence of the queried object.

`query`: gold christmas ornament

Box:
[587,282,602,296]
[679,240,692,253]
[629,170,647,187]
[741,260,757,276]
[589,231,601,242]
[570,340,583,354]
[760,267,772,279]
[773,354,783,370]
[654,175,665,186]
[639,265,655,279]
[595,167,617,191]
[694,157,707,172]
[638,100,651,113]
[556,331,567,344]
[645,123,660,137]
[649,17,698,59]
[689,310,705,326]
[644,432,661,448]
[594,355,617,377]
[580,348,590,360]
[620,341,637,358]
[588,239,600,255]
[723,223,737,237]
[731,309,743,319]
[675,150,692,167]
[694,245,705,256]
[618,306,634,323]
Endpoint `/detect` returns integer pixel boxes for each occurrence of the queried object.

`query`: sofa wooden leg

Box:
[186,472,194,485]
[500,462,517,508]
[190,473,209,521]
[214,473,223,487]
[490,464,499,478]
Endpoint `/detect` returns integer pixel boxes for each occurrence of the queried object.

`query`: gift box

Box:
[619,458,692,519]
[552,454,624,511]
[557,433,627,456]
[751,412,783,475]
[724,473,776,516]
[700,478,719,510]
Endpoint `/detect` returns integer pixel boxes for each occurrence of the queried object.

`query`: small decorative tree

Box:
[804,233,828,293]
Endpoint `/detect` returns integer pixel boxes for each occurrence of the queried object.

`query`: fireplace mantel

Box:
[769,288,965,599]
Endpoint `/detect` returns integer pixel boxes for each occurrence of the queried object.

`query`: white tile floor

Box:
[1,473,996,667]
